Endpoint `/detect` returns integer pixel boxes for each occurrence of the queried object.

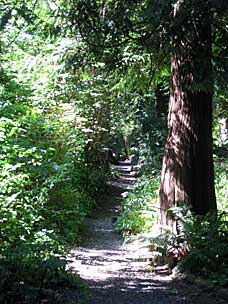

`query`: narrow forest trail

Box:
[68,161,192,304]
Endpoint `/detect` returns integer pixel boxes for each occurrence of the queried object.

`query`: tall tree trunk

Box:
[159,0,217,230]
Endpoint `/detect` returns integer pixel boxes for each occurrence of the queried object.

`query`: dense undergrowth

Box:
[0,34,108,304]
[115,173,160,235]
[0,101,105,302]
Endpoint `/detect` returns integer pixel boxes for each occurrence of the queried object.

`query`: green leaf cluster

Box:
[115,174,159,235]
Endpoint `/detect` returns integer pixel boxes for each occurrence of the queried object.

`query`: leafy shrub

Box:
[0,249,89,304]
[0,107,95,248]
[0,102,99,300]
[115,174,159,235]
[148,209,228,286]
[179,212,228,286]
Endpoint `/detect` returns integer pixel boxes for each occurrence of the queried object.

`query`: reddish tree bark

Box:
[159,0,217,230]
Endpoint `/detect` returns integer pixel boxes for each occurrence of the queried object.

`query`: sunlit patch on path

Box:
[68,160,188,304]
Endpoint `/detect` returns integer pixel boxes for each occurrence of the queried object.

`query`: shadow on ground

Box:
[68,161,226,304]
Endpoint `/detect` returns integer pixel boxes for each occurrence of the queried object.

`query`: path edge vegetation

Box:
[0,0,228,302]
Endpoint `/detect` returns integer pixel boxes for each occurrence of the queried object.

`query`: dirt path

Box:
[68,161,224,304]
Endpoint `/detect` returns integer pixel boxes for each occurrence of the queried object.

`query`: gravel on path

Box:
[68,161,225,304]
